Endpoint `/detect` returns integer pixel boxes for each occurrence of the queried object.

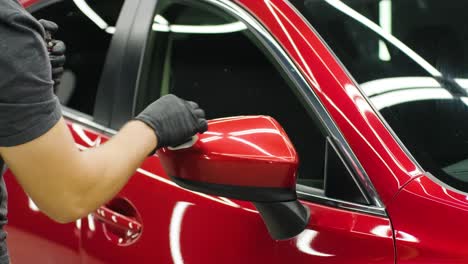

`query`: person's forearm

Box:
[60,121,157,222]
[77,121,156,215]
[1,119,156,223]
[1,94,206,224]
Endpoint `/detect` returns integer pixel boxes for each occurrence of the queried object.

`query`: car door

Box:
[79,0,396,263]
[5,0,124,263]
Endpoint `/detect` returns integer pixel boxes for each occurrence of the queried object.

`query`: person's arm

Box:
[0,9,207,224]
[0,119,154,222]
[0,94,207,223]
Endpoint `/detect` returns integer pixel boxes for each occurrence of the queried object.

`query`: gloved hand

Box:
[39,19,66,90]
[135,94,208,149]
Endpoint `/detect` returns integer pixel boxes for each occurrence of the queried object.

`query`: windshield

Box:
[290,0,468,192]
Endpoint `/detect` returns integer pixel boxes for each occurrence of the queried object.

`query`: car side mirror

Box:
[158,116,310,240]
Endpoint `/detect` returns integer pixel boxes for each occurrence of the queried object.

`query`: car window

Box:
[291,0,468,193]
[137,2,369,204]
[32,0,124,115]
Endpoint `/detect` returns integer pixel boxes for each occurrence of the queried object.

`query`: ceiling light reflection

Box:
[361,77,440,96]
[87,214,95,232]
[228,136,274,157]
[105,27,116,34]
[296,230,335,257]
[396,230,419,243]
[28,197,39,212]
[265,0,321,90]
[324,0,441,77]
[217,197,240,208]
[378,0,392,61]
[203,131,223,136]
[370,88,453,110]
[73,2,246,35]
[241,207,259,214]
[72,0,114,34]
[71,123,101,147]
[229,128,280,136]
[462,97,468,108]
[169,202,193,264]
[154,15,169,25]
[370,225,392,238]
[152,20,247,34]
[76,219,81,230]
[455,78,468,89]
[200,136,223,143]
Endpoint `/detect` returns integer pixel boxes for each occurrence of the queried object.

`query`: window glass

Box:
[32,0,124,115]
[139,2,368,204]
[291,0,468,192]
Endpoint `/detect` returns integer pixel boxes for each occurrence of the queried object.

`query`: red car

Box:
[7,0,468,263]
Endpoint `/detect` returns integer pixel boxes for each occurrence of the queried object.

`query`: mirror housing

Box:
[158,116,309,240]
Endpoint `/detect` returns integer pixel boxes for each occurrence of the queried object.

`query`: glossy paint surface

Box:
[236,0,423,205]
[70,122,393,263]
[388,175,468,263]
[7,0,403,263]
[158,116,298,188]
[5,172,81,264]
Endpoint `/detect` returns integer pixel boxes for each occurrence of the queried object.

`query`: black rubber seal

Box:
[171,176,296,203]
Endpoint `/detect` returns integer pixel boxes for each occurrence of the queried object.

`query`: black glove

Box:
[49,40,66,86]
[39,19,66,90]
[135,94,208,149]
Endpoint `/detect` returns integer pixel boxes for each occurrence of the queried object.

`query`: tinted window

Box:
[139,3,368,204]
[291,0,468,192]
[32,0,124,115]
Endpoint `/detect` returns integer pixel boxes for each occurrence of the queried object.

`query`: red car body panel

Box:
[11,0,467,263]
[388,175,468,263]
[20,0,39,8]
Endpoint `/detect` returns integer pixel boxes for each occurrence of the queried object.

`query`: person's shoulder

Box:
[0,0,27,19]
[0,0,44,37]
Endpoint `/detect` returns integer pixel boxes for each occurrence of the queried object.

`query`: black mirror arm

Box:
[254,200,310,240]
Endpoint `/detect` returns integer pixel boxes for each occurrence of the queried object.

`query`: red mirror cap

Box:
[158,116,299,190]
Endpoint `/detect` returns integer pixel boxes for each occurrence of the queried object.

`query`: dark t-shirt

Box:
[0,0,62,262]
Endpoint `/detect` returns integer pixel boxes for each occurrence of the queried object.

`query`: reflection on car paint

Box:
[169,202,192,264]
[296,230,335,257]
[265,0,321,90]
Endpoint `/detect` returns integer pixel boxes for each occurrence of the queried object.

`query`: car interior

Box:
[32,0,124,115]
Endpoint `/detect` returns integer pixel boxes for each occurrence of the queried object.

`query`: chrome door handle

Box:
[93,204,142,245]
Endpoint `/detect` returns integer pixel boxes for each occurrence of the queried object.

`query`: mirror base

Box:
[254,200,310,240]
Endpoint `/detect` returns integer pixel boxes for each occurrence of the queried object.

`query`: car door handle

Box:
[93,204,142,245]
[94,206,142,233]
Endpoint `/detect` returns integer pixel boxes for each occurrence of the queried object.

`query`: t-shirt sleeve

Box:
[0,10,62,147]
